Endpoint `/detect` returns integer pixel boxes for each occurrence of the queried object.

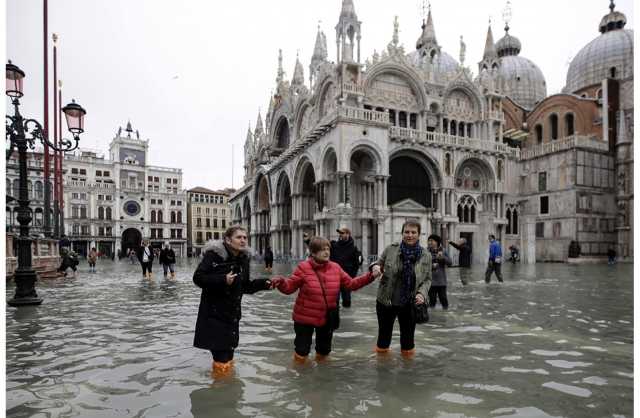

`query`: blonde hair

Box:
[308,236,331,254]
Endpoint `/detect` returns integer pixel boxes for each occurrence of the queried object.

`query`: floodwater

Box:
[6,259,634,418]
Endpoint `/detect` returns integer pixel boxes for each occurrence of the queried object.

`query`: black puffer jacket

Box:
[193,240,270,351]
[330,237,362,277]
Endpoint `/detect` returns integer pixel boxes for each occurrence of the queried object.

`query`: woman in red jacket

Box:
[271,236,381,363]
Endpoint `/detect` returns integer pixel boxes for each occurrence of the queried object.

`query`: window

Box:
[106,227,112,236]
[213,208,218,215]
[106,195,112,201]
[176,229,182,239]
[214,232,220,240]
[72,224,80,235]
[106,207,112,220]
[157,210,163,223]
[103,171,110,177]
[98,207,105,220]
[565,113,575,137]
[71,168,78,174]
[549,114,558,140]
[96,170,102,176]
[177,201,182,206]
[610,67,616,78]
[157,228,163,239]
[72,206,79,218]
[171,229,176,239]
[151,199,156,204]
[80,206,87,219]
[497,160,504,182]
[72,193,79,199]
[80,193,87,200]
[538,172,547,192]
[154,177,159,182]
[34,208,43,226]
[157,199,162,205]
[222,219,226,228]
[98,194,104,201]
[540,196,549,214]
[151,229,156,239]
[205,207,210,215]
[553,222,561,238]
[196,231,203,244]
[171,200,176,206]
[173,179,178,184]
[206,232,212,241]
[196,218,202,227]
[98,227,104,236]
[206,218,211,228]
[536,222,545,238]
[35,181,43,199]
[177,212,182,223]
[79,169,86,175]
[213,219,217,228]
[167,178,172,184]
[81,225,90,235]
[171,211,176,223]
[196,207,201,215]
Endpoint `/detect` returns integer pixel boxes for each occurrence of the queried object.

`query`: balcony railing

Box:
[487,110,505,121]
[342,82,364,95]
[337,106,389,124]
[389,126,520,158]
[519,135,609,160]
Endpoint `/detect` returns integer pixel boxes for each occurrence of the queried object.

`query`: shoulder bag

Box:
[312,269,340,331]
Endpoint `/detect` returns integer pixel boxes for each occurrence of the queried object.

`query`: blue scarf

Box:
[399,241,423,305]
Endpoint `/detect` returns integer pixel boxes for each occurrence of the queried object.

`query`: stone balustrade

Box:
[519,135,609,160]
[342,82,364,95]
[487,110,505,121]
[389,126,520,158]
[337,106,389,124]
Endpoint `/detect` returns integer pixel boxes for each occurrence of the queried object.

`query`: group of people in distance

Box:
[134,240,177,280]
[193,220,439,379]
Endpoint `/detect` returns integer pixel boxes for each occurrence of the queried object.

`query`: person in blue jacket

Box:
[485,234,504,283]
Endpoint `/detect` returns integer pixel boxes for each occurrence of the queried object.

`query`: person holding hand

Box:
[193,226,274,378]
[270,236,380,364]
[373,220,431,358]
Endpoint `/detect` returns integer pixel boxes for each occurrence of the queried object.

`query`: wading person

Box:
[57,247,79,277]
[330,227,362,308]
[373,220,431,358]
[270,236,380,363]
[485,235,503,283]
[193,226,274,378]
[159,241,177,279]
[137,240,154,279]
[448,237,471,285]
[88,247,98,273]
[426,235,452,310]
[264,246,274,273]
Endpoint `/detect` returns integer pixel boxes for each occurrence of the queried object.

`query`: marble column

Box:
[362,220,370,259]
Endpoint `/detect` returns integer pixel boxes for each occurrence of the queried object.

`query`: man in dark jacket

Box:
[264,246,274,273]
[449,237,472,285]
[159,241,177,279]
[193,226,274,379]
[330,227,362,308]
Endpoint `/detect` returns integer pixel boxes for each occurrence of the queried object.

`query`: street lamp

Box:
[5,61,86,307]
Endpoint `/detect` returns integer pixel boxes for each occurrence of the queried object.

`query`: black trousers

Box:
[376,302,416,351]
[294,322,333,356]
[428,285,449,309]
[210,349,234,363]
[485,261,503,282]
[265,261,273,269]
[141,262,153,275]
[338,288,351,306]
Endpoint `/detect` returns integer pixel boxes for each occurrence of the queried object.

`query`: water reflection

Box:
[5,260,633,418]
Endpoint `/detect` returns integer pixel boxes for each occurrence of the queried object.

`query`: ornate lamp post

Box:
[6,61,86,307]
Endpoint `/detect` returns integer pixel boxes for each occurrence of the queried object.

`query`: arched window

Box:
[443,118,449,134]
[549,114,558,140]
[177,211,182,224]
[6,179,12,197]
[171,211,176,223]
[497,160,504,181]
[610,67,616,78]
[564,113,575,137]
[157,210,163,223]
[457,196,477,224]
[27,181,33,199]
[6,207,12,226]
[34,181,43,199]
[34,208,43,227]
[459,122,465,137]
[506,208,512,234]
[151,210,156,223]
[98,207,105,220]
[512,208,518,235]
[450,120,457,136]
[535,125,543,144]
[106,207,112,220]
[444,153,452,176]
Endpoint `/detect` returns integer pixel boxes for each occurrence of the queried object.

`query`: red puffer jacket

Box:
[275,258,375,327]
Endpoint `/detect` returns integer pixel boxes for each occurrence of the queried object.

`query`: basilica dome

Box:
[407,49,460,81]
[565,5,633,94]
[493,30,547,109]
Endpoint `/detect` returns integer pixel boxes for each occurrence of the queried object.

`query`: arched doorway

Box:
[255,175,271,256]
[122,228,142,256]
[388,156,432,208]
[276,173,292,256]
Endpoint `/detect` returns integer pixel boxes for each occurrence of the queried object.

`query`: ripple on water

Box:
[530,350,582,357]
[490,406,563,418]
[542,381,592,398]
[464,344,493,350]
[501,367,549,375]
[461,383,514,394]
[579,376,608,386]
[435,393,483,405]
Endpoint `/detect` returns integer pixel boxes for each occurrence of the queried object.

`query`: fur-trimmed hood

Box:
[202,239,253,259]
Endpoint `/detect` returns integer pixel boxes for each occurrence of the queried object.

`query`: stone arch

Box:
[317,80,336,119]
[457,195,478,223]
[363,63,427,109]
[346,141,384,174]
[275,171,293,255]
[389,147,443,188]
[319,145,338,181]
[294,101,315,141]
[255,174,271,211]
[233,204,242,223]
[293,158,317,222]
[121,228,142,255]
[293,156,317,195]
[388,149,442,208]
[443,82,485,116]
[273,116,291,149]
[564,112,575,137]
[454,157,496,192]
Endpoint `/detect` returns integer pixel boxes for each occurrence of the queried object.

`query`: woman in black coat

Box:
[193,226,273,378]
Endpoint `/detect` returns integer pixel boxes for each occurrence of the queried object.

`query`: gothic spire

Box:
[255,111,264,137]
[416,4,438,50]
[276,49,285,85]
[292,51,305,86]
[482,24,497,60]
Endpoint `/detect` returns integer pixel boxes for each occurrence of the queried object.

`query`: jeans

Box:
[485,261,503,282]
[163,263,175,275]
[293,322,334,356]
[376,301,416,351]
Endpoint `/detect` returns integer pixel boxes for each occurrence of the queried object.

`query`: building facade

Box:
[230,1,633,264]
[62,122,188,257]
[6,150,54,237]
[186,187,233,256]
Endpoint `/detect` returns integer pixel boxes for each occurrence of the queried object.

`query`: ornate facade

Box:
[230,0,633,263]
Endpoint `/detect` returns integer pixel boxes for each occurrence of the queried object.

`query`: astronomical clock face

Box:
[123,200,141,217]
[444,90,477,121]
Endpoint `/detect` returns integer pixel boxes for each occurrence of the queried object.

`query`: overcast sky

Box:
[6,0,635,190]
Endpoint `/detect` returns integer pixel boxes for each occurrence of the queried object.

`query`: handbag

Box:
[313,270,340,331]
[414,302,429,324]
